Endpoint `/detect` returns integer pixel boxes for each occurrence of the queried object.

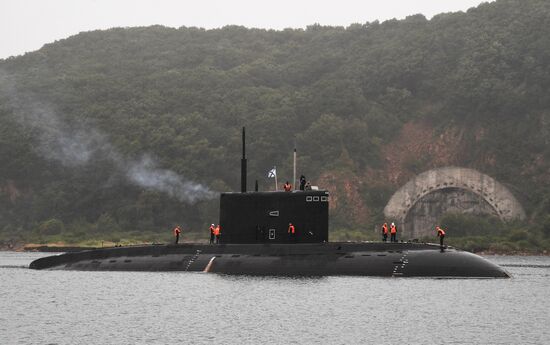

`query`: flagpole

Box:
[293,142,296,192]
[273,166,278,191]
[274,166,278,191]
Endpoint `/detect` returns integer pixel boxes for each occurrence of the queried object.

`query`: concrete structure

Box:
[384,167,526,239]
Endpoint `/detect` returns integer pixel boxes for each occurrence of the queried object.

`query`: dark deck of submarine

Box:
[29,242,509,277]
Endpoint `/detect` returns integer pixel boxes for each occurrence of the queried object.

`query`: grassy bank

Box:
[328,228,550,255]
[8,235,548,255]
[2,222,550,255]
[0,230,210,251]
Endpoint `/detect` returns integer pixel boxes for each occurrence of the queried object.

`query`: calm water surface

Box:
[1,252,549,345]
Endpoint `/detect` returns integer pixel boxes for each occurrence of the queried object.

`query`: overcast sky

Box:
[1,0,495,59]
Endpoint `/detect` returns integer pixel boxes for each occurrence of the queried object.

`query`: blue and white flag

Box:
[267,167,277,178]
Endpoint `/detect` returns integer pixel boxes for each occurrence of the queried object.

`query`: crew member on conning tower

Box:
[299,175,306,191]
[283,181,292,191]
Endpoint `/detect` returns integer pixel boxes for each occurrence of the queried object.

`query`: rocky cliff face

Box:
[321,119,546,230]
[1,180,22,203]
[321,120,464,227]
[317,171,369,227]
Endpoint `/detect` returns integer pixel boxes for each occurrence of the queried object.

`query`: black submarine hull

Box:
[29,242,509,278]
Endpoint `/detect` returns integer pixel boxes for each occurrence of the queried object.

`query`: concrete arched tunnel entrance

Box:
[383,167,526,239]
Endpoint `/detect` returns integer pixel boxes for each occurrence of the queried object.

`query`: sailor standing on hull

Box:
[436,226,446,247]
[288,223,296,242]
[214,225,221,244]
[209,224,216,244]
[173,226,182,244]
[381,223,388,242]
[390,222,397,243]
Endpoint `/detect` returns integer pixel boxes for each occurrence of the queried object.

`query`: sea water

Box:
[1,252,549,345]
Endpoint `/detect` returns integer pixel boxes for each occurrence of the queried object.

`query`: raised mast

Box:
[241,126,247,193]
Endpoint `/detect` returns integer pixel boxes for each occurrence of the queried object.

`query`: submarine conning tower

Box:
[219,190,329,244]
[219,127,329,244]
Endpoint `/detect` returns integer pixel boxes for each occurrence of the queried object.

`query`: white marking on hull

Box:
[392,251,409,277]
[203,257,216,273]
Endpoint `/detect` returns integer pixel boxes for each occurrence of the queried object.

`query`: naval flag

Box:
[267,166,278,190]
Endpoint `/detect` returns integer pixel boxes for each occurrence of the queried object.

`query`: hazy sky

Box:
[1,0,494,59]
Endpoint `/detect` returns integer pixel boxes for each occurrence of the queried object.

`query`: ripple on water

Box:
[1,252,549,345]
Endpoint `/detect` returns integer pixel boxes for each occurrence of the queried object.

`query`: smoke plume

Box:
[126,155,214,203]
[0,70,215,203]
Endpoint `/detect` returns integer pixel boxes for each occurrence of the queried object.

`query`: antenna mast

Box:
[293,143,297,191]
[241,127,247,193]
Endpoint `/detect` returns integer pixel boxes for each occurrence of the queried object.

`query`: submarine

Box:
[30,128,509,278]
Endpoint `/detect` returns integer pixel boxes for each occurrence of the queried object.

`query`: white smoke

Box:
[0,69,215,203]
[14,101,109,167]
[126,155,214,203]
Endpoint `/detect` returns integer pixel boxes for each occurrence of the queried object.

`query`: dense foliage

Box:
[1,0,549,247]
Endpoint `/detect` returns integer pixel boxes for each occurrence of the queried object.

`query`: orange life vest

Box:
[390,225,397,234]
[382,224,388,234]
[288,224,295,234]
[214,226,221,236]
[210,225,215,234]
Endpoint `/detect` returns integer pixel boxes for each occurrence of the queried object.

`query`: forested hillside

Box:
[1,0,549,246]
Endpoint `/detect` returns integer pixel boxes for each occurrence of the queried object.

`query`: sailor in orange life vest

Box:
[381,223,388,242]
[390,222,397,242]
[283,181,292,192]
[288,222,296,240]
[209,224,216,244]
[214,224,221,244]
[436,226,446,247]
[173,225,182,244]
